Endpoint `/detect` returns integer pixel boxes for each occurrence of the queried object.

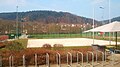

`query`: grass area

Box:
[14,39,28,48]
[28,33,120,42]
[28,33,82,39]
[0,39,28,51]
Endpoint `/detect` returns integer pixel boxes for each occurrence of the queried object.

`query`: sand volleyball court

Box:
[27,38,120,48]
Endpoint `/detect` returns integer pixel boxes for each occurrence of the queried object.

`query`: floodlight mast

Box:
[16,4,19,39]
[109,0,111,45]
[92,5,95,44]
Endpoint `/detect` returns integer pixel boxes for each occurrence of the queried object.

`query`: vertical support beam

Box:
[115,32,117,49]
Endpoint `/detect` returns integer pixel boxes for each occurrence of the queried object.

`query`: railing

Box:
[0,51,119,67]
[86,51,94,67]
[56,52,61,67]
[76,51,83,67]
[67,52,72,67]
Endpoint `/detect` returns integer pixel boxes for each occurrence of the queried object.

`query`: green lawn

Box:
[28,33,120,42]
[14,39,28,48]
[28,33,83,39]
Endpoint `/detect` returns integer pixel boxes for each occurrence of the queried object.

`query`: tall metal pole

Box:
[109,0,111,45]
[100,7,104,38]
[92,5,95,44]
[99,7,104,20]
[16,5,19,39]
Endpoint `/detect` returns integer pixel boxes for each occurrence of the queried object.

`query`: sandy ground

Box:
[27,38,120,48]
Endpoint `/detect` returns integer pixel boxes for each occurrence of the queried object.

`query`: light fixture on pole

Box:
[99,6,104,21]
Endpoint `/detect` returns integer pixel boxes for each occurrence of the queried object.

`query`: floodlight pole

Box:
[99,7,104,20]
[16,5,19,39]
[92,5,95,44]
[109,0,111,45]
[99,7,104,38]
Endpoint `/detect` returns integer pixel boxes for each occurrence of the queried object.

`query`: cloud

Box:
[92,0,105,4]
[0,0,27,6]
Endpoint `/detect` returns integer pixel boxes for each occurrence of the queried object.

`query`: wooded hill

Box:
[102,16,120,24]
[0,10,99,24]
[0,10,103,34]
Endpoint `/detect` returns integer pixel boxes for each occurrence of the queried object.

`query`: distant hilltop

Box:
[0,10,99,24]
[0,10,119,24]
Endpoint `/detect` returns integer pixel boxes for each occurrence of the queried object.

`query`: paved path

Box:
[18,61,120,67]
[27,38,120,48]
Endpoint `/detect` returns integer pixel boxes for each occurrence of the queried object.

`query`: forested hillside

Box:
[0,10,101,34]
[0,10,99,24]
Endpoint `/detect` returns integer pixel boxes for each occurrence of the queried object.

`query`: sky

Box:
[0,0,120,21]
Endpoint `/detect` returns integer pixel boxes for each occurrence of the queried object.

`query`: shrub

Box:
[5,41,24,51]
[42,44,51,48]
[0,42,5,48]
[0,35,9,41]
[53,44,63,47]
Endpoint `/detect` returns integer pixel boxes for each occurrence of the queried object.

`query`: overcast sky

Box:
[0,0,120,21]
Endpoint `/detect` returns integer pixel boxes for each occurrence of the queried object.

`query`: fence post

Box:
[86,51,94,67]
[23,55,25,67]
[77,51,83,67]
[35,54,37,67]
[67,52,72,67]
[0,55,2,67]
[46,53,49,67]
[56,52,61,67]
